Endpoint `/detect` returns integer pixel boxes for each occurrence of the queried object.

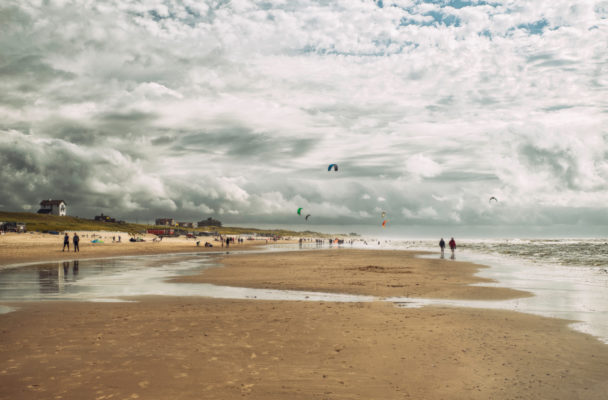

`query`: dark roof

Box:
[40,200,66,206]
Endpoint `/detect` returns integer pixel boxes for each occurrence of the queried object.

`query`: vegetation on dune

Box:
[0,211,337,238]
[0,211,146,234]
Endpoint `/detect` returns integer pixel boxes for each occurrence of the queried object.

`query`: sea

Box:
[1,237,607,344]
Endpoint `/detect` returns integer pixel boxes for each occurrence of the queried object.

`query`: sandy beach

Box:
[0,232,280,267]
[1,242,608,399]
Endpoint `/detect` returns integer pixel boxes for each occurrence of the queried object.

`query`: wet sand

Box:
[1,248,608,399]
[177,249,530,300]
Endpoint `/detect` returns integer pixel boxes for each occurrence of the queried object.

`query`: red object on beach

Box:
[147,228,175,236]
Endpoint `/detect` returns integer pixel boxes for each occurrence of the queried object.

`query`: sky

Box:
[1,0,607,235]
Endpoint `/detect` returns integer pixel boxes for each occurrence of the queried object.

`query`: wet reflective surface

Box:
[0,253,374,304]
[406,252,608,343]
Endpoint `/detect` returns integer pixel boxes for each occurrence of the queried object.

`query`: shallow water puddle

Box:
[0,254,374,304]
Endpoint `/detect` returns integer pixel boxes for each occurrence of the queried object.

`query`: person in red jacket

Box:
[448,237,456,259]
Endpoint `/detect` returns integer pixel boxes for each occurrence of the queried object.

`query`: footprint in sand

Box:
[240,383,254,394]
[137,381,149,388]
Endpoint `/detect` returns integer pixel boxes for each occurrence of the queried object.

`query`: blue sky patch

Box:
[517,19,549,35]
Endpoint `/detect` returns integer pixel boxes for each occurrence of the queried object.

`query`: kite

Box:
[328,164,338,172]
[305,214,311,220]
[297,207,303,215]
[381,211,386,218]
[489,196,498,203]
[382,220,388,228]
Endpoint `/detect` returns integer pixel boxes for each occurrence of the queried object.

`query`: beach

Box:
[0,232,277,267]
[1,241,608,399]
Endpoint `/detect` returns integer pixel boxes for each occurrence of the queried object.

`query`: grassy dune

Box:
[0,211,334,238]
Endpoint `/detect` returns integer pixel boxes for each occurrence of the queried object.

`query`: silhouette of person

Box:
[439,238,446,258]
[449,237,456,259]
[73,233,80,252]
[62,233,70,251]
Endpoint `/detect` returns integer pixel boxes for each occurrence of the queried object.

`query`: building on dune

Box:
[37,199,67,216]
[94,213,116,223]
[155,218,176,226]
[197,217,222,227]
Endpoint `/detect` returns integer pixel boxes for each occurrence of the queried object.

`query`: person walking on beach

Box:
[62,233,70,252]
[73,233,80,252]
[439,238,446,258]
[448,237,456,259]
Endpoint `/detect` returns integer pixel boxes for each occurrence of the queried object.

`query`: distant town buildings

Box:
[154,217,220,228]
[94,213,116,223]
[155,218,176,226]
[198,217,222,227]
[37,199,67,216]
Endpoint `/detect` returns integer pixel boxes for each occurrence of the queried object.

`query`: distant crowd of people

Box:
[59,231,459,262]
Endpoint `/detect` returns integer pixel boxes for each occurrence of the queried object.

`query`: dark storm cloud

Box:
[44,123,101,147]
[173,127,318,162]
[429,171,498,182]
[0,131,159,216]
[94,110,160,139]
[518,144,581,190]
[151,135,175,146]
[0,55,74,82]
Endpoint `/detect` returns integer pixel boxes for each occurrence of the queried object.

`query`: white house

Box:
[37,199,67,216]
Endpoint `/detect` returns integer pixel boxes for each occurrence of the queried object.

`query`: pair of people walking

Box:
[439,237,456,259]
[62,233,80,252]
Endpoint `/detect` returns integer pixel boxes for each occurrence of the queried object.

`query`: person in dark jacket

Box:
[73,233,80,252]
[62,233,70,252]
[439,238,446,257]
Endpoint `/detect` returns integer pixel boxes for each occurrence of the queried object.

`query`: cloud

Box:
[405,153,443,180]
[0,0,606,232]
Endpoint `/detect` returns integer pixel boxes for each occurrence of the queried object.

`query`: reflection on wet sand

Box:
[37,261,82,294]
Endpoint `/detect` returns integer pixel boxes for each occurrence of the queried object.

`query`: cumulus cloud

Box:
[0,0,606,232]
[405,154,443,180]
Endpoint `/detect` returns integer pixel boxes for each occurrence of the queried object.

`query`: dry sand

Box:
[0,232,279,267]
[1,244,608,399]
